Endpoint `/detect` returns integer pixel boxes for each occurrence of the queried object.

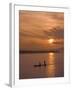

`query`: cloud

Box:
[43,27,64,39]
[20,26,64,40]
[19,11,64,50]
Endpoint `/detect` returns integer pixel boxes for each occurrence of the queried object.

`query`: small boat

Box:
[34,60,47,67]
[34,62,41,67]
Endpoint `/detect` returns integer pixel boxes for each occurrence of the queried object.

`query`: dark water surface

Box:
[19,52,64,79]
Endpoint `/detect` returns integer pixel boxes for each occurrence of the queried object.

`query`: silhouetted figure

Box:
[44,60,46,67]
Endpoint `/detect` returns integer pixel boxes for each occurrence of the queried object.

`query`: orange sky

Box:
[19,10,64,51]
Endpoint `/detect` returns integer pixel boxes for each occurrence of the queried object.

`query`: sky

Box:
[19,10,64,51]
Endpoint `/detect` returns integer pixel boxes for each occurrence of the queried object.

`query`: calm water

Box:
[19,52,64,79]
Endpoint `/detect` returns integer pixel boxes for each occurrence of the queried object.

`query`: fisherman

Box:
[44,60,46,67]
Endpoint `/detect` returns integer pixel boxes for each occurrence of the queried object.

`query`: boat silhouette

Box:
[34,60,47,67]
[34,62,41,67]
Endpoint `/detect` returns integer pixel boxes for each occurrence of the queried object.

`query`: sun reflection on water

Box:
[47,52,56,77]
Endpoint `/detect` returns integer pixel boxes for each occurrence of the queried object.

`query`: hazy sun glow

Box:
[49,52,54,56]
[48,39,54,44]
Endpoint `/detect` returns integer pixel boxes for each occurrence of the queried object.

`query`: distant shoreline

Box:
[19,50,63,54]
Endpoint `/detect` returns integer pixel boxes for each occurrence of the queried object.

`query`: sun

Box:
[48,39,54,44]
